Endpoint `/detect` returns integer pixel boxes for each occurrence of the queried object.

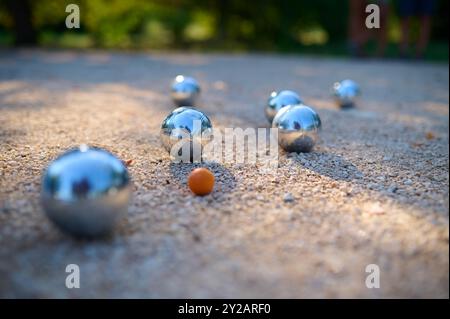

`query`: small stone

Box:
[387,184,398,193]
[212,80,227,91]
[425,131,436,140]
[283,193,294,202]
[367,202,385,215]
[404,179,413,186]
[388,172,398,177]
[355,172,364,179]
[367,183,379,190]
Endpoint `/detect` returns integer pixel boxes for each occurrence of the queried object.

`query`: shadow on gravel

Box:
[169,161,237,194]
[0,127,27,145]
[290,151,362,181]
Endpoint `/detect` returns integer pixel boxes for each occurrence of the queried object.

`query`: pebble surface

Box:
[0,50,448,298]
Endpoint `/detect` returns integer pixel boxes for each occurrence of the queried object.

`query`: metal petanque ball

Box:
[41,145,131,238]
[333,79,361,109]
[171,75,200,107]
[265,90,303,123]
[272,104,322,153]
[160,107,213,162]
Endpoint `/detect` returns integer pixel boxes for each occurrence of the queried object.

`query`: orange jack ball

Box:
[188,168,215,196]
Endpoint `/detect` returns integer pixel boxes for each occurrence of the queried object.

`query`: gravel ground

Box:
[0,50,448,298]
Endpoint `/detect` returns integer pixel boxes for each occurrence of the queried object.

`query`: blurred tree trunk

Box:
[4,0,36,46]
[216,0,228,41]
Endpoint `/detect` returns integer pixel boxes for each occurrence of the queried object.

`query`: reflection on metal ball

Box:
[265,90,303,123]
[171,75,200,106]
[272,104,322,153]
[160,107,213,162]
[333,79,361,109]
[41,145,131,237]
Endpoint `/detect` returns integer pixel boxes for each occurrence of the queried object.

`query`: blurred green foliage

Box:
[0,0,448,60]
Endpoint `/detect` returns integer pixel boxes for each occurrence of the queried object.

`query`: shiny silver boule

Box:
[171,75,200,106]
[333,79,361,109]
[160,107,213,162]
[41,145,131,237]
[272,104,322,153]
[265,90,303,123]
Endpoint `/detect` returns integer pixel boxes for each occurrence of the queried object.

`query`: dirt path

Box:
[0,50,448,298]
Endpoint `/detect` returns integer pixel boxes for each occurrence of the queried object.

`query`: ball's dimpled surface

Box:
[265,90,303,123]
[188,168,215,196]
[272,104,321,153]
[171,75,200,107]
[333,79,361,109]
[41,145,131,237]
[160,107,213,162]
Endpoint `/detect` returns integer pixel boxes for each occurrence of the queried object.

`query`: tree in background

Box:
[2,0,36,45]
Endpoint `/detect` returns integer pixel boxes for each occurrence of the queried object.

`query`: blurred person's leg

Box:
[415,0,436,59]
[348,0,370,57]
[398,0,415,57]
[399,18,411,57]
[375,0,390,57]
